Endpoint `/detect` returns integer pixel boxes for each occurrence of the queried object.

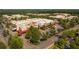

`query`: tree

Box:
[25,26,40,44]
[59,19,69,29]
[8,35,23,49]
[70,41,79,49]
[25,30,31,39]
[75,18,79,24]
[54,38,67,49]
[62,30,76,38]
[74,37,79,45]
[0,41,7,49]
[53,45,59,49]
[69,19,76,27]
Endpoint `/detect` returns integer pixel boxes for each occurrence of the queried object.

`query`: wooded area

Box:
[0,9,79,15]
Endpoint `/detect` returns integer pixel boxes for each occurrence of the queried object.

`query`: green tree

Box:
[70,41,79,49]
[8,35,23,49]
[69,19,76,27]
[25,26,40,44]
[0,41,7,49]
[25,30,31,39]
[74,37,79,45]
[75,18,79,24]
[62,30,76,38]
[59,19,69,29]
[54,38,67,49]
[53,45,59,49]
